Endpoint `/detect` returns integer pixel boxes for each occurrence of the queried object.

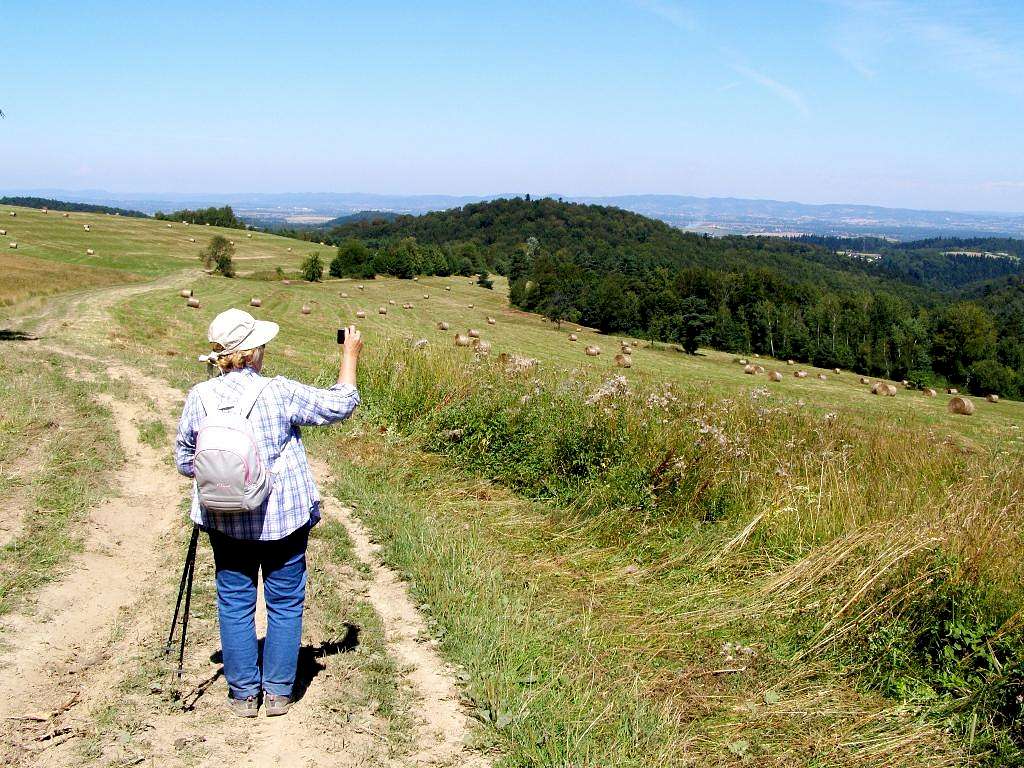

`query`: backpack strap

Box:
[196,384,221,417]
[234,377,273,419]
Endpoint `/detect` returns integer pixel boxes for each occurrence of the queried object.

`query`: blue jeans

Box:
[208,524,309,700]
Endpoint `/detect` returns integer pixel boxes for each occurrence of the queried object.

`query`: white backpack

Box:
[193,378,273,513]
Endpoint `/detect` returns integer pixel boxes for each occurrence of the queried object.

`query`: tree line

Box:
[154,205,246,229]
[307,197,1024,397]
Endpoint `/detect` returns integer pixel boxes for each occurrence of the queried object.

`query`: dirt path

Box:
[0,280,488,767]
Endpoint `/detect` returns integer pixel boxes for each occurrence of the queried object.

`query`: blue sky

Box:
[3,0,1023,212]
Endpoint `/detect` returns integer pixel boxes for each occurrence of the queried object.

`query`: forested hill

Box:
[0,196,148,218]
[321,197,1024,397]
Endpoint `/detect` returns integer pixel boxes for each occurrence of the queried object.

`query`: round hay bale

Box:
[948,396,975,415]
[83,224,90,231]
[614,353,632,368]
[860,376,870,385]
[621,344,633,355]
[475,339,492,354]
[585,345,601,357]
[167,223,173,228]
[8,242,17,249]
[871,381,897,396]
[357,284,364,290]
[287,247,292,252]
[247,233,252,238]
[454,333,471,347]
[445,286,451,291]
[282,279,291,285]
[340,292,349,298]
[388,299,396,306]
[467,304,474,309]
[987,393,1000,403]
[378,306,387,315]
[947,388,958,395]
[63,212,70,218]
[186,298,201,308]
[817,373,827,381]
[402,302,413,309]
[189,237,196,243]
[924,388,937,397]
[85,248,95,255]
[795,370,808,378]
[768,370,783,382]
[411,338,428,349]
[738,358,749,365]
[833,368,841,374]
[901,379,909,387]
[423,294,429,299]
[743,364,757,375]
[568,333,578,342]
[0,229,5,236]
[250,298,262,307]
[301,305,311,315]
[229,241,235,246]
[179,289,192,298]
[8,211,15,217]
[467,329,480,338]
[787,359,795,365]
[355,310,366,319]
[487,317,496,325]
[755,365,766,374]
[437,321,450,330]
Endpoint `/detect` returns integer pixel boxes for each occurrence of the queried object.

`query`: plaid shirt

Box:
[175,367,360,541]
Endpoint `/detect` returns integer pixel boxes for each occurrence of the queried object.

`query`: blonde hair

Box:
[211,344,262,373]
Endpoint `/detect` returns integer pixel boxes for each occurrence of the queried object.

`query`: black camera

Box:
[337,328,346,345]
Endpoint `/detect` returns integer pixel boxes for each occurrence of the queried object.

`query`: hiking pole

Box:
[176,527,198,679]
[164,524,200,677]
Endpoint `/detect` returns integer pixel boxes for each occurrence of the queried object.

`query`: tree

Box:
[330,239,372,278]
[968,359,1017,397]
[476,270,494,290]
[932,302,997,383]
[199,235,235,277]
[302,252,324,282]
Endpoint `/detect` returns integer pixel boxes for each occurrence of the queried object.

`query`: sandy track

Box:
[0,279,488,767]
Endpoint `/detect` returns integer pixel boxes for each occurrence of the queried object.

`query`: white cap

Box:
[207,308,279,354]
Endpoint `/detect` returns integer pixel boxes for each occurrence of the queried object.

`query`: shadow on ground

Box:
[193,623,361,707]
[0,330,38,341]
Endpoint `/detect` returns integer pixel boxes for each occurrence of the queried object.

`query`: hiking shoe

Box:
[264,693,291,717]
[227,694,259,718]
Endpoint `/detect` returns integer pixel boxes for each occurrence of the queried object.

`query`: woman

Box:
[174,307,363,718]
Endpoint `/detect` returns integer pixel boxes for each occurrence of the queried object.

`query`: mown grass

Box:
[0,348,124,617]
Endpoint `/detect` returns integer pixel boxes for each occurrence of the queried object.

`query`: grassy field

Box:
[5,210,1024,765]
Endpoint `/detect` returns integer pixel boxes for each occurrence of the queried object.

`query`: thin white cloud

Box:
[830,0,1024,95]
[730,62,811,116]
[631,0,696,31]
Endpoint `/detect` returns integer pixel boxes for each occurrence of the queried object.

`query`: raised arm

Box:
[286,325,363,426]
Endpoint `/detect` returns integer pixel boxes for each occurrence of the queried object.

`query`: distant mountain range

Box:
[5,189,1023,240]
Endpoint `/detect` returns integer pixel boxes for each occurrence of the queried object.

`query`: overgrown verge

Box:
[340,341,1024,765]
[0,349,124,617]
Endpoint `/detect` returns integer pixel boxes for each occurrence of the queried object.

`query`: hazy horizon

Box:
[5,1,1024,212]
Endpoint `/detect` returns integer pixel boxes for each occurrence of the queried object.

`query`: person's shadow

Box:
[187,623,360,710]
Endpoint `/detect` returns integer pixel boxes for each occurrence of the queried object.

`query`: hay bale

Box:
[947,388,958,395]
[8,242,16,249]
[250,298,262,307]
[901,379,909,387]
[787,359,794,365]
[437,321,450,330]
[833,368,841,374]
[85,248,95,255]
[179,289,192,298]
[282,279,291,285]
[987,394,1000,403]
[743,364,757,375]
[871,381,897,396]
[860,376,870,385]
[445,286,451,291]
[569,333,578,342]
[188,237,196,243]
[614,353,632,368]
[468,329,481,338]
[402,302,413,309]
[8,211,14,217]
[585,345,601,357]
[795,370,808,378]
[755,365,766,374]
[412,276,418,281]
[621,344,633,355]
[247,233,252,238]
[83,224,90,231]
[738,358,748,365]
[301,305,311,315]
[411,338,428,349]
[475,339,492,354]
[454,333,471,347]
[817,373,827,381]
[487,317,496,325]
[340,292,349,298]
[754,353,760,358]
[378,306,387,315]
[948,396,975,415]
[186,298,201,308]
[924,388,937,397]
[0,229,5,236]
[467,304,474,309]
[388,299,396,306]
[287,247,292,252]
[41,207,48,214]
[63,212,70,218]
[356,310,366,318]
[768,370,783,382]
[357,284,364,290]
[423,294,429,299]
